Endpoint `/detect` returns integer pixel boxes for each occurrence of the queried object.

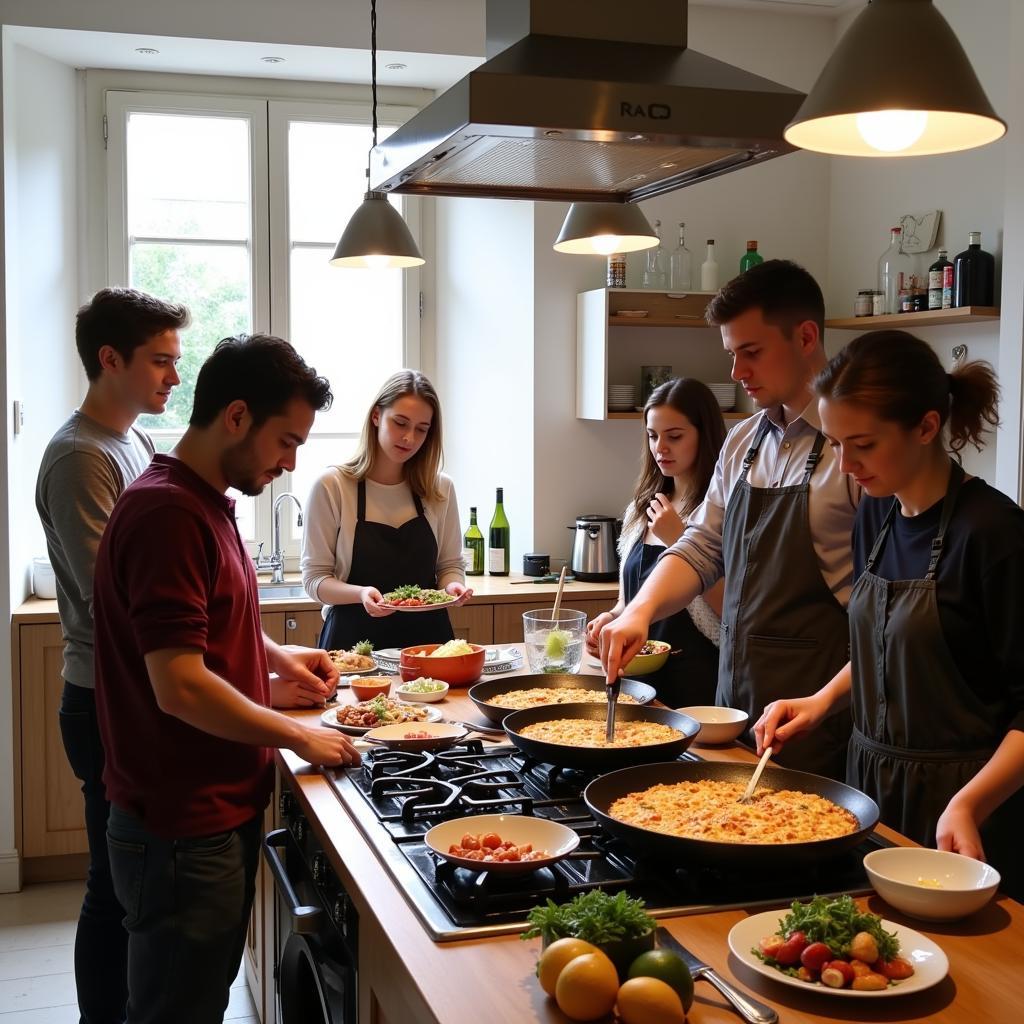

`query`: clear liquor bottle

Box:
[642,220,668,290]
[668,222,692,290]
[877,226,913,315]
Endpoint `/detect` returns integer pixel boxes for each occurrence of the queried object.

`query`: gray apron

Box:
[719,419,851,779]
[848,463,1022,897]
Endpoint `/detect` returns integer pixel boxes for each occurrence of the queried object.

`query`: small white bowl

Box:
[675,705,749,745]
[864,847,1000,921]
[394,679,449,703]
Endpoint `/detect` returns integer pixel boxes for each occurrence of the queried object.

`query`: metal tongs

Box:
[605,676,621,742]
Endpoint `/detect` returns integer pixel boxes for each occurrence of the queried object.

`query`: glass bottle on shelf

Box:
[877,226,913,315]
[953,232,995,307]
[642,220,668,290]
[700,239,719,292]
[668,222,692,290]
[462,506,484,576]
[927,249,952,310]
[739,240,764,273]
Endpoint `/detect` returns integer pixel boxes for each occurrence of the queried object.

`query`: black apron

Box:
[719,419,852,779]
[318,480,455,651]
[847,462,1023,898]
[622,536,718,707]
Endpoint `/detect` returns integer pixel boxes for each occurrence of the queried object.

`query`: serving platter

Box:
[321,703,442,736]
[728,910,949,998]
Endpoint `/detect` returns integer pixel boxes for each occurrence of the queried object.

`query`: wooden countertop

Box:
[11,574,618,624]
[278,676,1024,1024]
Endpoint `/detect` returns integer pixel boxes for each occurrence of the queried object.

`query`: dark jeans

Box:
[107,804,261,1024]
[59,681,128,1024]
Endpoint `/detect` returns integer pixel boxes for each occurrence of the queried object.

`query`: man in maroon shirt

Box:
[93,334,359,1024]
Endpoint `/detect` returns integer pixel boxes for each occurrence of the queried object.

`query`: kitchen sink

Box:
[257,583,307,600]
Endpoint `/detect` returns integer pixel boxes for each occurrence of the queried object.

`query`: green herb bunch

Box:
[776,895,900,960]
[521,891,655,945]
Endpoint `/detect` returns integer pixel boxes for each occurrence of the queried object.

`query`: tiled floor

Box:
[0,881,259,1023]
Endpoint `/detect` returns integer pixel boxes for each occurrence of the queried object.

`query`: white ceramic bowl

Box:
[424,813,580,874]
[394,679,450,703]
[863,847,1000,921]
[675,705,749,745]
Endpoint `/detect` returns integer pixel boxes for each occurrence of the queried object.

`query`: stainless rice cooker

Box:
[568,515,619,582]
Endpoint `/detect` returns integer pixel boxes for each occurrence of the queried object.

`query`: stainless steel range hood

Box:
[369,0,806,203]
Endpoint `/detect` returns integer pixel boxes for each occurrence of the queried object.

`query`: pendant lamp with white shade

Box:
[330,0,424,268]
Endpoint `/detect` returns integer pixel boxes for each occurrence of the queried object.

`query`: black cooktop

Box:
[324,743,889,940]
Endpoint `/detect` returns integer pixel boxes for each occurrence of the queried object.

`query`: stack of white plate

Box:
[707,382,736,411]
[608,384,638,411]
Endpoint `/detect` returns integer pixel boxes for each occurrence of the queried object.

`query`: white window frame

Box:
[103,87,424,566]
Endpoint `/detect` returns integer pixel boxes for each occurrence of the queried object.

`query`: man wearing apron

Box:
[599,261,858,779]
[318,480,456,651]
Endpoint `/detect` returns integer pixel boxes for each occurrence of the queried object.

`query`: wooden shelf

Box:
[608,315,711,328]
[825,306,999,330]
[607,410,752,421]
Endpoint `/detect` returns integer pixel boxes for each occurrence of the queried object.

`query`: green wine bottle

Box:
[463,506,484,576]
[740,240,764,273]
[488,487,510,577]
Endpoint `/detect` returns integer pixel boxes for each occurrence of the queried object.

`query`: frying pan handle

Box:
[699,968,778,1024]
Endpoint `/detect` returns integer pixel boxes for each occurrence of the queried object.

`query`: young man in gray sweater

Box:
[36,287,189,1024]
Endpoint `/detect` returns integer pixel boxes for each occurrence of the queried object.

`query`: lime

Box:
[628,949,694,1012]
[545,628,571,660]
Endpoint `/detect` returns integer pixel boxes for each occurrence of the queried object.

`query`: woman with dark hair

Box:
[301,370,471,651]
[587,377,727,705]
[755,331,1024,897]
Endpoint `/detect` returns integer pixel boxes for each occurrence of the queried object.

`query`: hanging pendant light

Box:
[784,0,1005,158]
[553,202,659,256]
[330,0,424,268]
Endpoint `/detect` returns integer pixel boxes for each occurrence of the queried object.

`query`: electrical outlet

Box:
[13,400,23,436]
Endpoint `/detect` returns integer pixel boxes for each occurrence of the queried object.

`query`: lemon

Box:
[616,976,687,1024]
[554,950,619,1021]
[628,948,694,1011]
[536,938,601,997]
[545,628,571,660]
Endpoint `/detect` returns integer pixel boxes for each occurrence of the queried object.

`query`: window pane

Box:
[228,488,257,545]
[288,246,403,434]
[290,436,359,538]
[288,121,395,243]
[127,113,251,240]
[131,241,251,431]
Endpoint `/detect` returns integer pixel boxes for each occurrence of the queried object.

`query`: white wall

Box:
[825,0,1013,485]
[433,197,535,569]
[0,39,82,889]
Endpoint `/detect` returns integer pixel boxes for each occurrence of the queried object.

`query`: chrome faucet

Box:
[255,493,303,583]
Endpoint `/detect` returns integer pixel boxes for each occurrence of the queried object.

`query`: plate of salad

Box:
[380,585,458,611]
[728,895,948,998]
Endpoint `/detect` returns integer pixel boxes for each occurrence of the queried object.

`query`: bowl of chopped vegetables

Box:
[395,677,450,703]
[864,847,1000,921]
[622,639,671,676]
[399,640,486,686]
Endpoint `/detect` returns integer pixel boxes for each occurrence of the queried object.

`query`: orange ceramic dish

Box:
[350,676,393,701]
[399,643,486,687]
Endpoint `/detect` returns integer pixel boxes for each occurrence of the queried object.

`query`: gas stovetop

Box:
[322,743,889,942]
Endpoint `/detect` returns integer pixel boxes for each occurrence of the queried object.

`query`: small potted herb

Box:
[522,891,656,980]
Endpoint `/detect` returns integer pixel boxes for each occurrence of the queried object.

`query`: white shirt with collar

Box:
[665,399,861,606]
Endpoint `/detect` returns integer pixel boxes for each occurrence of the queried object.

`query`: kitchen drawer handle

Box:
[263,828,323,934]
[286,617,297,631]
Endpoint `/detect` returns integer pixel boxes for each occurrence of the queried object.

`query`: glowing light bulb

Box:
[363,254,391,269]
[589,234,623,256]
[855,110,929,153]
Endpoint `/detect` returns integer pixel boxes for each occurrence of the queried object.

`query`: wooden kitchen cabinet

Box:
[282,609,325,648]
[243,787,278,1024]
[16,623,89,859]
[449,603,494,644]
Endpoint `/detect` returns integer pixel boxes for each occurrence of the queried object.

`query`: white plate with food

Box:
[424,813,580,875]
[380,585,457,611]
[727,907,948,998]
[321,699,443,735]
[326,649,378,675]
